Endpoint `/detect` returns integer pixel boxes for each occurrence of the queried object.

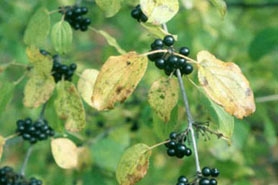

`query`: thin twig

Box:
[176,69,201,172]
[20,146,33,176]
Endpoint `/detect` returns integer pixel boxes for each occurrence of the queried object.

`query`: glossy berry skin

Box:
[167,55,179,68]
[179,47,190,56]
[202,167,211,177]
[199,178,210,185]
[178,176,188,183]
[184,148,192,156]
[169,132,178,140]
[167,148,176,156]
[131,4,148,22]
[210,168,220,177]
[209,178,217,185]
[181,63,193,75]
[155,58,166,69]
[151,39,164,50]
[163,35,175,46]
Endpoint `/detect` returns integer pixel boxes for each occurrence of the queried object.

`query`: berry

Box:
[181,63,193,75]
[163,35,175,46]
[151,39,164,50]
[131,5,148,22]
[176,143,186,158]
[169,132,178,140]
[210,168,220,177]
[199,178,210,185]
[167,55,179,68]
[167,148,176,156]
[178,176,188,183]
[179,47,190,56]
[184,148,192,156]
[155,58,166,69]
[209,178,217,185]
[202,167,211,177]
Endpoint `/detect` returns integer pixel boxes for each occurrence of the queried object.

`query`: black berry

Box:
[209,178,217,185]
[210,168,220,177]
[199,178,210,185]
[202,167,211,177]
[155,58,166,69]
[163,35,175,46]
[179,47,190,56]
[131,5,148,23]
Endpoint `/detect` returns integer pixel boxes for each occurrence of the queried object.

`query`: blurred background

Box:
[0,0,277,184]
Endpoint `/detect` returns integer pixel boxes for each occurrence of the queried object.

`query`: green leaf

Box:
[140,0,179,25]
[0,82,15,116]
[54,81,86,132]
[51,21,72,54]
[24,47,55,108]
[148,77,178,122]
[116,143,152,185]
[248,28,278,60]
[153,105,178,140]
[24,8,50,46]
[91,127,130,171]
[91,51,148,111]
[208,98,234,143]
[91,28,126,54]
[140,23,174,39]
[209,0,227,17]
[77,69,99,107]
[95,0,121,17]
[51,138,78,169]
[0,135,5,162]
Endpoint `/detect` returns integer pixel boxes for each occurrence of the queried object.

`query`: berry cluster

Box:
[52,55,77,82]
[0,166,42,185]
[148,35,193,76]
[58,5,91,31]
[165,132,192,158]
[131,5,148,22]
[199,167,220,185]
[16,118,55,144]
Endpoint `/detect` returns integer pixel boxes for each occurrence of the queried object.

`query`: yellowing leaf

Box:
[0,135,5,161]
[77,69,99,107]
[51,21,72,54]
[95,0,121,17]
[24,47,55,108]
[116,143,152,185]
[55,81,86,132]
[140,23,174,39]
[140,0,179,25]
[24,8,50,46]
[51,138,78,169]
[24,74,55,108]
[148,77,178,122]
[196,50,256,119]
[91,52,148,111]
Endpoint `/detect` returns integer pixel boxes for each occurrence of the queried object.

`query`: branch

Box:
[227,2,278,9]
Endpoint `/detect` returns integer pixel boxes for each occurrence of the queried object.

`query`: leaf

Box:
[23,74,55,108]
[51,138,78,169]
[77,69,99,107]
[24,8,50,46]
[196,50,256,119]
[248,28,278,60]
[153,105,178,140]
[76,146,92,171]
[0,135,5,162]
[51,21,72,54]
[148,77,178,122]
[116,143,152,185]
[140,23,174,39]
[54,81,86,132]
[140,0,179,25]
[24,47,55,108]
[91,51,148,111]
[209,0,227,18]
[91,28,126,54]
[95,0,121,17]
[209,98,234,142]
[0,82,15,116]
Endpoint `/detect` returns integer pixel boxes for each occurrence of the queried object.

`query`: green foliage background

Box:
[0,0,278,185]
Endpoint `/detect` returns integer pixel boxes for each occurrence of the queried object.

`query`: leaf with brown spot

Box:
[54,81,86,132]
[148,77,179,122]
[91,52,148,111]
[116,143,152,185]
[196,50,256,119]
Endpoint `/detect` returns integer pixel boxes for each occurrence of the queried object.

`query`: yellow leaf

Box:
[197,50,256,119]
[148,77,178,122]
[77,69,99,107]
[51,138,78,169]
[91,52,148,111]
[140,0,179,25]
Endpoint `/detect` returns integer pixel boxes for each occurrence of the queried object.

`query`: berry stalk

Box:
[20,146,33,176]
[176,68,201,173]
